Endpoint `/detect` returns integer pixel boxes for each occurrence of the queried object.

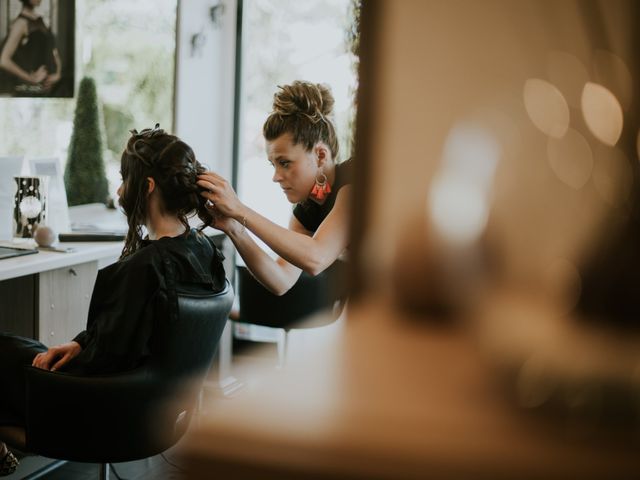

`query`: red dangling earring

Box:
[310,173,331,202]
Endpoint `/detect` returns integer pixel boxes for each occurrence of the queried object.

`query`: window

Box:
[236,0,358,254]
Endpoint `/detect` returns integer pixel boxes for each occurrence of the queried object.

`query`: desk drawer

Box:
[38,261,98,346]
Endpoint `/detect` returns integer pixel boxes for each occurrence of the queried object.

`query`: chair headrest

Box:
[151,280,234,379]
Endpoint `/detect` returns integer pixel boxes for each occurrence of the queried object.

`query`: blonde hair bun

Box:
[272,81,334,123]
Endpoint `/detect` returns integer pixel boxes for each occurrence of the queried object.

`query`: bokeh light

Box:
[523,78,570,138]
[581,82,623,146]
[430,177,489,247]
[547,128,593,189]
[429,124,499,246]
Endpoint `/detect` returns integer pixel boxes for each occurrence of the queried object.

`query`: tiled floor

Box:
[10,444,187,479]
[41,452,186,479]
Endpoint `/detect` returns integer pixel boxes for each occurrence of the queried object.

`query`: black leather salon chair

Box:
[234,261,347,364]
[1,281,233,480]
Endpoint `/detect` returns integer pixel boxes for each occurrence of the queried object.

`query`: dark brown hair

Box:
[263,81,339,159]
[119,126,212,259]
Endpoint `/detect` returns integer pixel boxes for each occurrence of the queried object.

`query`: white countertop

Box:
[0,203,125,281]
[0,242,122,281]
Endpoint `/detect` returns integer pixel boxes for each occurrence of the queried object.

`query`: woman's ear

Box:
[146,177,156,195]
[315,142,329,167]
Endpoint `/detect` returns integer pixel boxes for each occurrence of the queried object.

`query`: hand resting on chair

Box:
[32,342,82,372]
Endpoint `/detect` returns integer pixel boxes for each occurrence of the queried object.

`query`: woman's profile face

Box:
[266,132,319,204]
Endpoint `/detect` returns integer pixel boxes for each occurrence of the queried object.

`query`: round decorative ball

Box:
[34,226,56,247]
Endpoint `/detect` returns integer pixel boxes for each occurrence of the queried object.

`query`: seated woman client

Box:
[198,80,351,295]
[0,126,226,476]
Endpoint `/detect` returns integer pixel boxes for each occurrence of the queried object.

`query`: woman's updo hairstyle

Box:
[263,81,339,160]
[119,125,213,258]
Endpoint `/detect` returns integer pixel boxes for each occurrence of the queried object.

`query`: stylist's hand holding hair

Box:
[198,80,352,296]
[198,170,246,220]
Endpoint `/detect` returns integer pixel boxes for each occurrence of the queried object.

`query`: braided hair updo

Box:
[263,80,339,159]
[119,125,213,258]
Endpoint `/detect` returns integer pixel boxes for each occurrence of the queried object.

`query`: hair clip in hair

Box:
[130,124,165,139]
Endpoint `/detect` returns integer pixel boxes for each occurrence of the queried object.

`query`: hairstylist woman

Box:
[198,80,351,295]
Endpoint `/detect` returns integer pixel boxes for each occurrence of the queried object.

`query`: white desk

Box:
[0,205,124,344]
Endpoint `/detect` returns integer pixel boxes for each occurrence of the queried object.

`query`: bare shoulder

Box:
[11,17,29,29]
[8,17,28,35]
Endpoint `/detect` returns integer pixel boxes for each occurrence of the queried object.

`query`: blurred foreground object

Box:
[183,0,640,477]
[183,301,639,479]
[357,0,640,436]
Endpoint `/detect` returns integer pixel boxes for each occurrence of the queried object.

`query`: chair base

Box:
[20,459,66,480]
[99,462,109,480]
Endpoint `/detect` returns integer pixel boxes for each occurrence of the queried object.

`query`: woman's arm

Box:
[199,172,350,276]
[0,19,46,84]
[43,48,61,89]
[221,213,305,295]
[242,186,350,275]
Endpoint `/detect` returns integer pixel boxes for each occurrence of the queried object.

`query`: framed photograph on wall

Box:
[0,0,74,97]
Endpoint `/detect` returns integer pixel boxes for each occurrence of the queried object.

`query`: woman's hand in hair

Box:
[32,341,82,372]
[197,172,245,220]
[207,204,242,235]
